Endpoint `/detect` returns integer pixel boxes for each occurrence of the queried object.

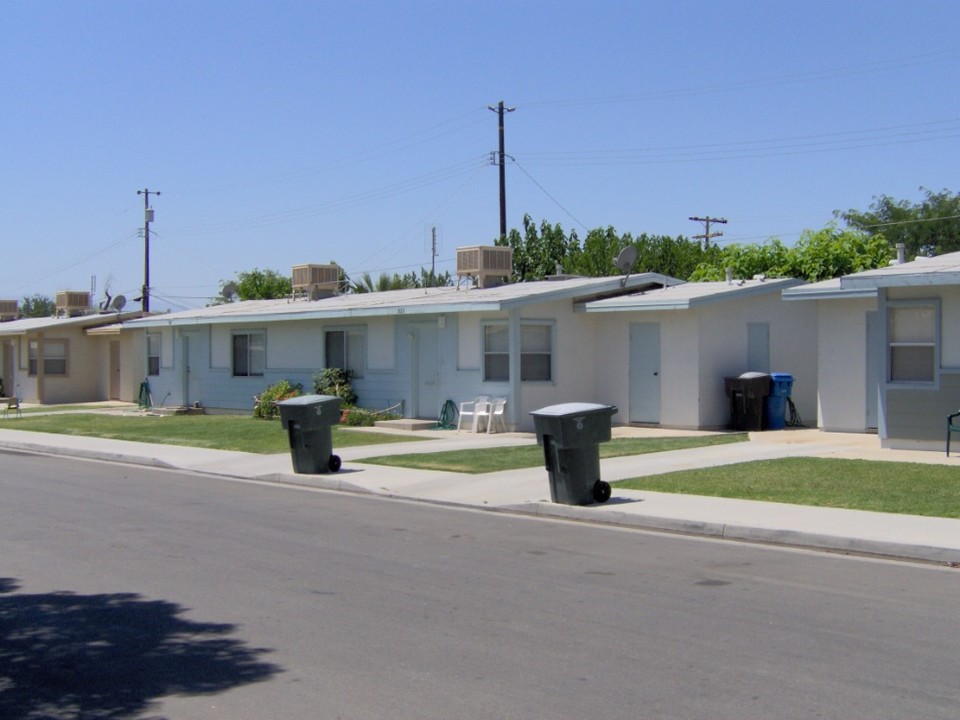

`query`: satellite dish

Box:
[615,246,637,274]
[111,295,127,312]
[221,282,237,301]
[616,246,638,287]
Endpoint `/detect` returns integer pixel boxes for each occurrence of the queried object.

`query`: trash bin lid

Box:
[276,393,340,406]
[738,371,769,379]
[770,372,794,381]
[531,402,617,417]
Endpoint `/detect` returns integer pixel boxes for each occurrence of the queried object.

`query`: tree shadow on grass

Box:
[0,578,281,719]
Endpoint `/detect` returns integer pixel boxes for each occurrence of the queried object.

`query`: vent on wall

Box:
[0,300,17,322]
[56,291,91,317]
[292,264,340,300]
[456,245,512,288]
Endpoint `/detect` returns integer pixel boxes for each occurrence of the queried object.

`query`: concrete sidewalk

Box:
[1,422,958,565]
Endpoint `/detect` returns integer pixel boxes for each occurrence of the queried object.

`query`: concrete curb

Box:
[4,440,958,565]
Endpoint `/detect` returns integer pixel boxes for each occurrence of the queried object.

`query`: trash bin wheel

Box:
[592,480,611,504]
[328,454,342,472]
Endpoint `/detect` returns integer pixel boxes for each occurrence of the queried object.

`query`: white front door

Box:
[629,322,661,423]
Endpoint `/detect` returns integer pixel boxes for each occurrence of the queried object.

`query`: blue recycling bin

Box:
[765,373,794,430]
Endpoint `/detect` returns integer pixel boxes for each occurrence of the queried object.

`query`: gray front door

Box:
[413,323,439,419]
[629,322,661,423]
[181,333,201,407]
[109,341,121,400]
[866,311,879,429]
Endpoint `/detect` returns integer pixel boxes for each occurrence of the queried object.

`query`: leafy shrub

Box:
[313,368,357,406]
[253,379,303,419]
[340,408,402,427]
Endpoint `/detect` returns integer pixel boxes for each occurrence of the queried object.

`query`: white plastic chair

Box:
[457,395,491,432]
[485,397,507,434]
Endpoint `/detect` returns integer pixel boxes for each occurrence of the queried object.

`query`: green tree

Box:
[497,215,580,281]
[632,234,722,279]
[217,268,292,302]
[19,294,56,318]
[690,239,793,281]
[789,226,892,281]
[348,268,452,293]
[836,187,960,258]
[349,272,411,293]
[688,228,892,283]
[565,226,630,277]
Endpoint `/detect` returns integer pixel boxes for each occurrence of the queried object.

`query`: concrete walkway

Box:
[1,414,958,565]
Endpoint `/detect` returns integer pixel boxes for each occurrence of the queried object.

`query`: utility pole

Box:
[137,188,161,312]
[689,215,727,248]
[488,100,515,240]
[431,226,437,278]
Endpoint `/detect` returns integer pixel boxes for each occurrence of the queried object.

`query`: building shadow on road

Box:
[0,577,281,719]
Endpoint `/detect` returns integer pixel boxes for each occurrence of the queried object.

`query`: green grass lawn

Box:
[359,434,748,474]
[615,457,960,518]
[0,413,427,454]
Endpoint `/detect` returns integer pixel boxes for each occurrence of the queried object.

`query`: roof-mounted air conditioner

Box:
[292,264,340,300]
[0,300,17,322]
[456,245,512,288]
[55,291,91,317]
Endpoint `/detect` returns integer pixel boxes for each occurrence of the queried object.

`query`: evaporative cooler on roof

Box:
[456,245,512,288]
[292,264,340,300]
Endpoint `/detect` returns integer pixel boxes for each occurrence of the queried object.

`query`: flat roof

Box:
[841,251,960,289]
[781,277,877,301]
[0,311,144,336]
[582,278,803,312]
[128,273,680,328]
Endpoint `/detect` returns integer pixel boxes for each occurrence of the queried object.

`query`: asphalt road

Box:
[1,450,959,719]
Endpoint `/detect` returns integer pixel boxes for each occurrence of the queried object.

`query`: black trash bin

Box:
[530,402,618,505]
[724,372,770,431]
[277,394,342,474]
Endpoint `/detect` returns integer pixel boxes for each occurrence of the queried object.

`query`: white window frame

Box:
[482,320,555,383]
[887,299,938,385]
[28,339,68,376]
[146,333,161,376]
[482,322,509,382]
[232,330,265,377]
[325,328,365,378]
[520,321,554,382]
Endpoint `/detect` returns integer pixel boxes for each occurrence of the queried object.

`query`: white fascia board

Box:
[128,301,509,327]
[782,287,877,301]
[843,271,960,289]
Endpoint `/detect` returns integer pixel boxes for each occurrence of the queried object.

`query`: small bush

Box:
[340,408,402,427]
[253,379,303,419]
[313,368,358,406]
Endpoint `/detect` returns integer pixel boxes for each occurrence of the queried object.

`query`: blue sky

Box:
[3,1,958,310]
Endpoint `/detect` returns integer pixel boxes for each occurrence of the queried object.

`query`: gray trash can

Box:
[724,372,770,431]
[277,394,342,474]
[530,402,618,505]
